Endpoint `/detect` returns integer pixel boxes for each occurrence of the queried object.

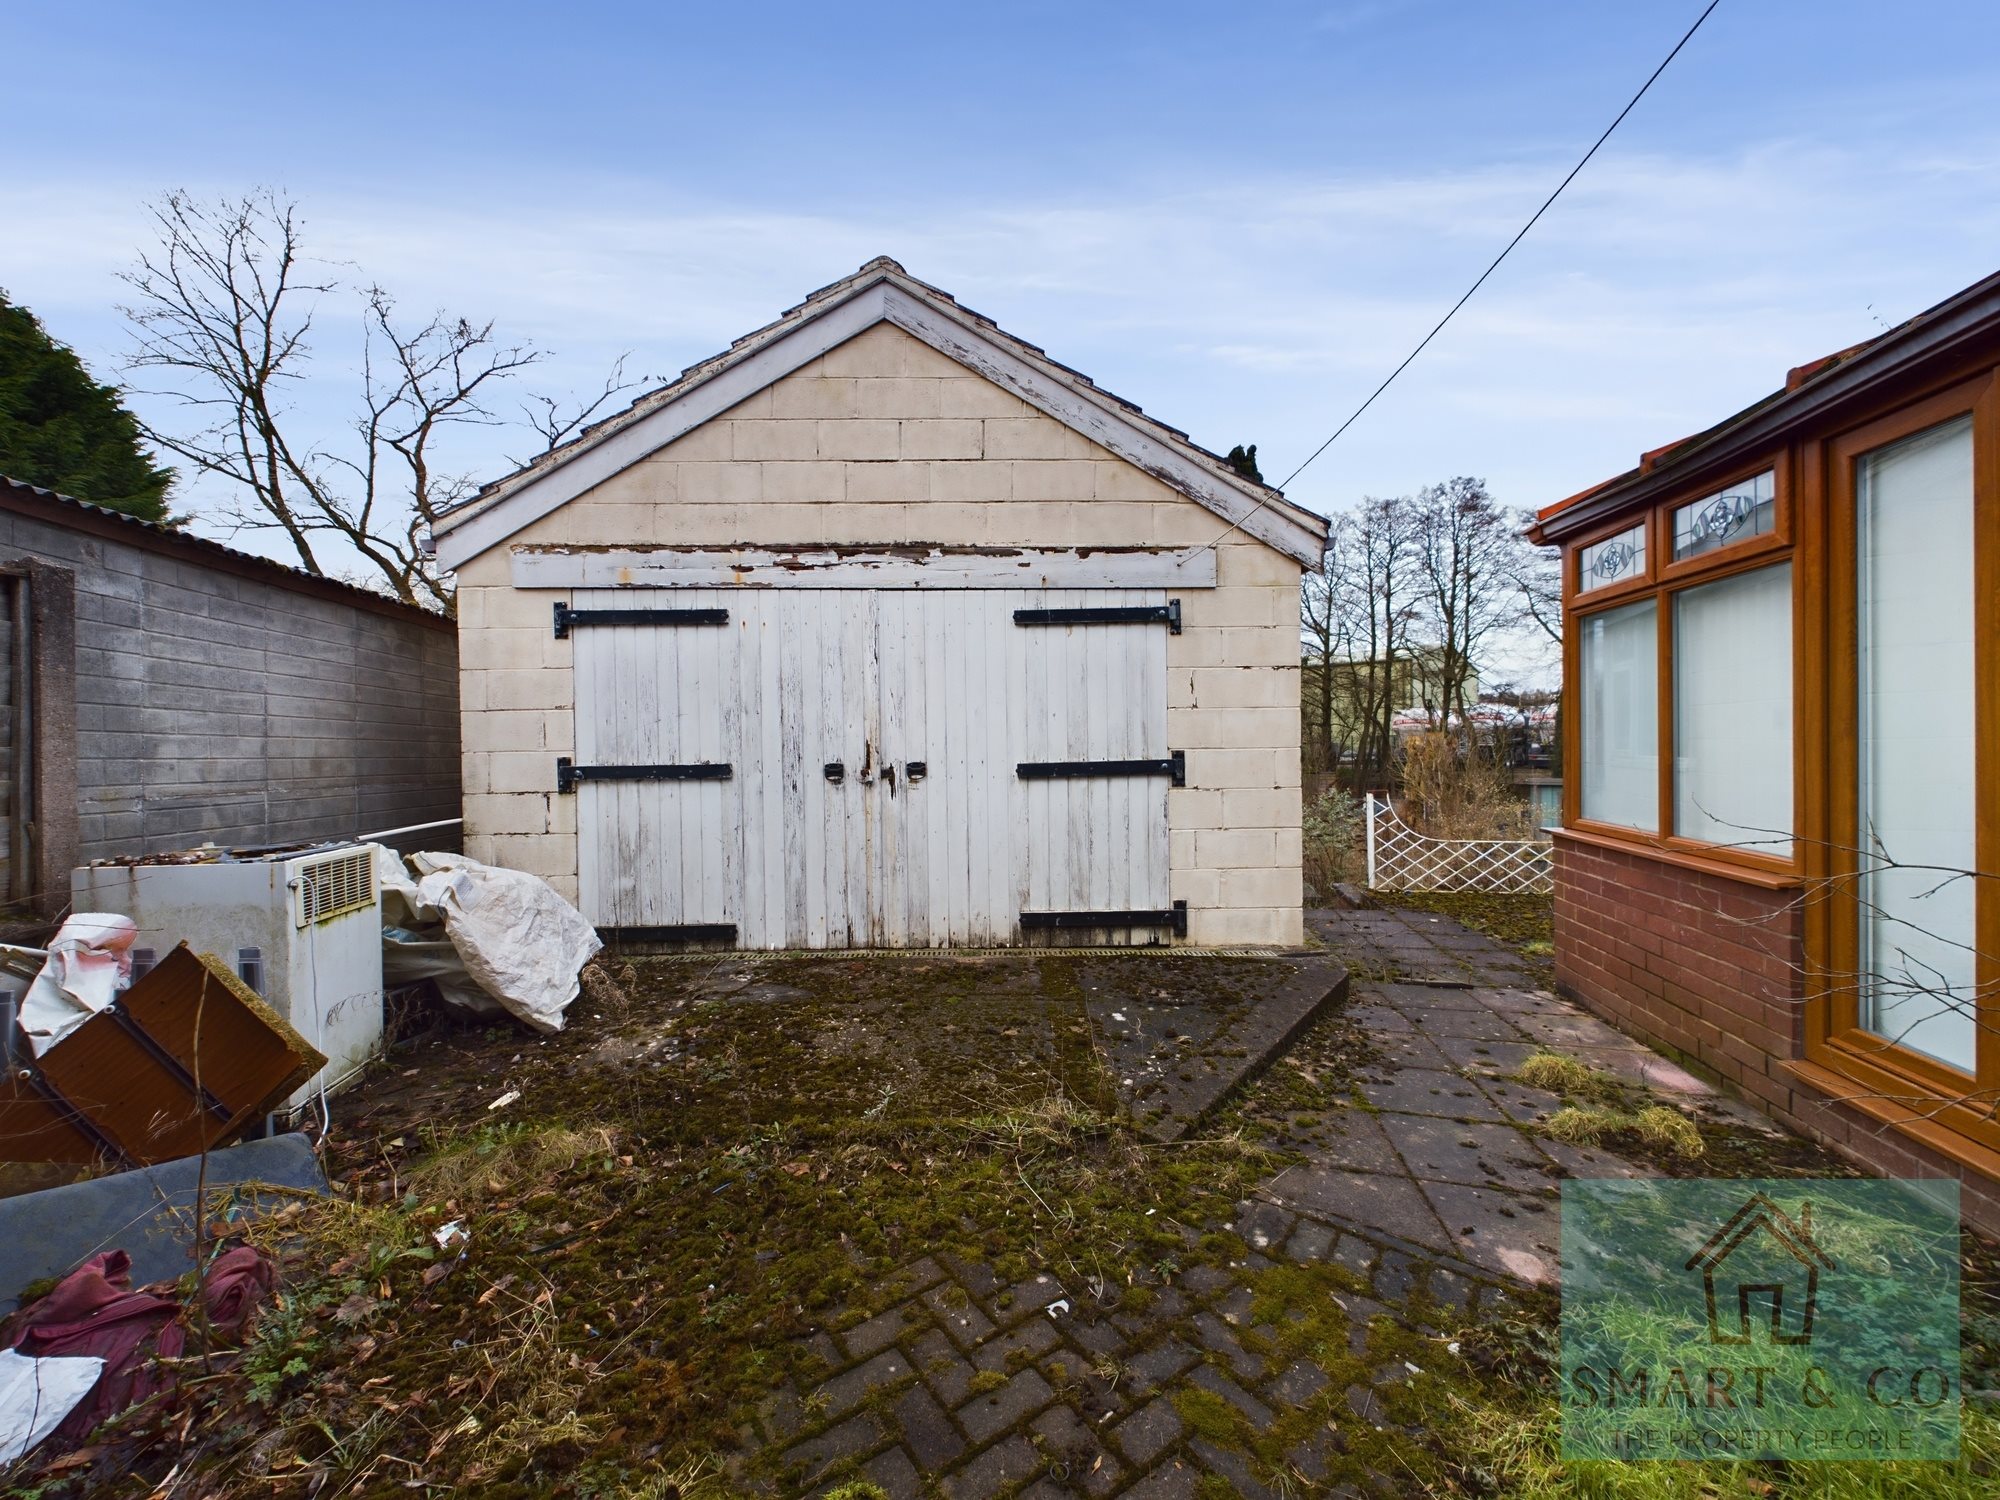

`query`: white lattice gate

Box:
[1364,793,1553,895]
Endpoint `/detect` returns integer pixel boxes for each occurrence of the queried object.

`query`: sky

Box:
[6,0,2000,646]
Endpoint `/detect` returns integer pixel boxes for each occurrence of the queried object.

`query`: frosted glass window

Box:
[1673,563,1792,852]
[1580,598,1658,830]
[1857,416,1975,1073]
[1579,523,1647,594]
[1672,470,1775,561]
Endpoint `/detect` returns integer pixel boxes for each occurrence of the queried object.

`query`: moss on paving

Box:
[1387,890,1553,959]
[10,949,1998,1500]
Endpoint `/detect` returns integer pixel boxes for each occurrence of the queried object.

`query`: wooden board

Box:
[512,545,1218,591]
[14,944,326,1168]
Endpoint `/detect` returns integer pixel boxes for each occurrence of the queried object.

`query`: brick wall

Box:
[1554,833,2000,1234]
[452,321,1304,945]
[0,504,460,887]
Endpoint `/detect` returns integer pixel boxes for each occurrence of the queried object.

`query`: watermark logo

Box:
[1561,1178,1959,1461]
[1687,1190,1832,1347]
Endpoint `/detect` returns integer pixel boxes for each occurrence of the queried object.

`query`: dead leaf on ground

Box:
[478,1274,518,1306]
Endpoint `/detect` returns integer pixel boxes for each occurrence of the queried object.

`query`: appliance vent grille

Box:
[295,850,376,927]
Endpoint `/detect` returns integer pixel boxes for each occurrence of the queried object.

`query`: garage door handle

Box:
[906,761,927,782]
[824,761,845,783]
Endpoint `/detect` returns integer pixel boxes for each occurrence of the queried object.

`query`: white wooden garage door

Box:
[568,586,1177,948]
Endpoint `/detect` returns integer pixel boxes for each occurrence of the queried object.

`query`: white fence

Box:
[1363,792,1553,895]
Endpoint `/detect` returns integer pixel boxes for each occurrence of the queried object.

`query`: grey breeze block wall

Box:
[0,483,459,903]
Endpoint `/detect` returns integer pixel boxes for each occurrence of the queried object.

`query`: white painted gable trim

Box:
[434,277,1325,571]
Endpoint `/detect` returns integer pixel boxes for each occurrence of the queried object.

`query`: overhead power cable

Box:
[1274,0,1724,491]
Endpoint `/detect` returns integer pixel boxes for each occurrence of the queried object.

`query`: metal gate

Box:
[568,587,1179,948]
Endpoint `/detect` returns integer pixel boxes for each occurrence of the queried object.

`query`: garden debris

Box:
[0,1246,274,1456]
[376,848,600,1033]
[0,1348,102,1464]
[17,913,138,1056]
[0,945,325,1168]
[0,1132,325,1314]
[487,1089,521,1111]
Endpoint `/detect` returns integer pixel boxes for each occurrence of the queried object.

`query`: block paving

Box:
[741,1214,1511,1499]
[729,906,1787,1496]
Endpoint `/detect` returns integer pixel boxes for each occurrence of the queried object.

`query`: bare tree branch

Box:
[119,190,630,608]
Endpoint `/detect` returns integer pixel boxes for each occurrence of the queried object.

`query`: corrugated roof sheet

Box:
[0,475,450,625]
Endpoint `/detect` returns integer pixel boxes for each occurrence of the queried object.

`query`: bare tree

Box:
[1298,495,1421,790]
[1511,513,1563,648]
[120,190,640,608]
[1300,514,1356,778]
[1409,476,1526,728]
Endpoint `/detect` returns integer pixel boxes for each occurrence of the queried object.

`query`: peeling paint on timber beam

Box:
[507,543,1221,590]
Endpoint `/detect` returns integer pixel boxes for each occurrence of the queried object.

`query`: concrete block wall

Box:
[0,505,460,879]
[453,321,1304,944]
[1554,833,2000,1235]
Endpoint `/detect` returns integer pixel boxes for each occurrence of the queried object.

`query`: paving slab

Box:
[1374,1113,1562,1192]
[718,901,1827,1498]
[1294,1112,1405,1175]
[1261,1165,1451,1251]
[1419,1181,1561,1285]
[1086,953,1348,1141]
[1356,1067,1506,1122]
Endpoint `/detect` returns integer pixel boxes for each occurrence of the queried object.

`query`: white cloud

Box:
[2,127,1995,573]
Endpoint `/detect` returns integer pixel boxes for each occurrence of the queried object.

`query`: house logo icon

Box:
[1684,1191,1836,1346]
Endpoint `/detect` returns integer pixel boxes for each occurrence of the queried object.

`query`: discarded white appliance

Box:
[377,849,600,1033]
[71,843,384,1114]
[16,914,138,1055]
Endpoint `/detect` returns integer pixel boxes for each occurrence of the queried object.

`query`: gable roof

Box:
[433,258,1329,570]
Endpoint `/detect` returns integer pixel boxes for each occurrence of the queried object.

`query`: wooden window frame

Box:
[1562,454,1802,879]
[1657,458,1792,581]
[1804,373,2000,1152]
[1569,513,1655,606]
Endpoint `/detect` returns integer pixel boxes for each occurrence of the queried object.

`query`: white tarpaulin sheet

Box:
[0,1348,103,1464]
[18,914,137,1057]
[373,849,600,1033]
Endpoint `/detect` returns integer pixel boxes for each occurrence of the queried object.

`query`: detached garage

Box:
[435,259,1325,949]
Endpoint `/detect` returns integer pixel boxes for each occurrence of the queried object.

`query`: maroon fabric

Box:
[199,1246,276,1342]
[0,1246,276,1451]
[0,1251,183,1446]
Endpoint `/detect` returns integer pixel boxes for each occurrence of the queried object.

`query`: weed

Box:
[1542,1103,1706,1160]
[1514,1051,1624,1106]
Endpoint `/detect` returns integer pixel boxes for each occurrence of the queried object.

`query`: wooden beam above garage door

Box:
[509,545,1218,590]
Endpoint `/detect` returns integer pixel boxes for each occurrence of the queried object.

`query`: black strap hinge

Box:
[1016,750,1184,786]
[554,601,730,638]
[1012,599,1180,634]
[557,757,734,793]
[598,924,738,945]
[1020,902,1187,936]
